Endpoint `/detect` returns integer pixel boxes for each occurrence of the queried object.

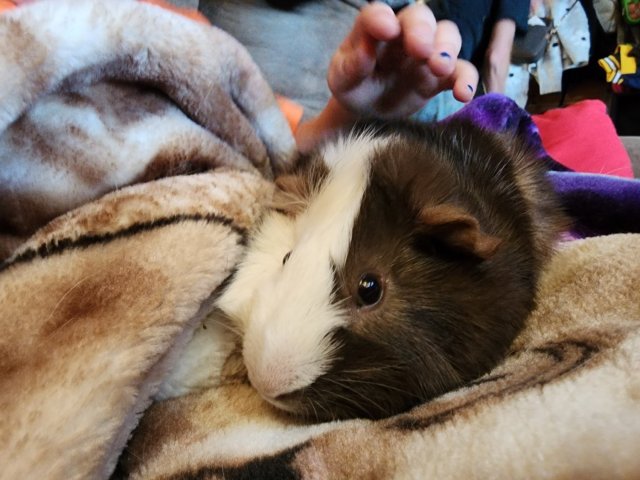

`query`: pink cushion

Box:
[532,100,634,178]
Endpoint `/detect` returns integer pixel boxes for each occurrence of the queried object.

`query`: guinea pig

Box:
[214,117,569,421]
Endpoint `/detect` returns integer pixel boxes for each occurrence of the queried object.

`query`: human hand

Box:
[327,1,478,119]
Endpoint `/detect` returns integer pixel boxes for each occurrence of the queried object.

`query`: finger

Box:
[358,1,401,43]
[397,2,437,60]
[450,59,479,103]
[427,20,463,77]
[328,2,400,93]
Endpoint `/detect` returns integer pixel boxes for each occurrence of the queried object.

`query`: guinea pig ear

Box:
[418,204,503,260]
[270,174,309,216]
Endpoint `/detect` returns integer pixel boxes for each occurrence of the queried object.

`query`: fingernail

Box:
[467,84,474,93]
[440,51,451,59]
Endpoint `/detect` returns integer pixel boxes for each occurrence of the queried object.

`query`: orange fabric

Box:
[139,0,210,25]
[0,0,16,14]
[276,95,304,133]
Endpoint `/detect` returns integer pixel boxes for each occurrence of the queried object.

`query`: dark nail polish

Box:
[440,51,451,59]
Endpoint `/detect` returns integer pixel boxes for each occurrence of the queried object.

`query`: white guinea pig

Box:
[160,117,568,421]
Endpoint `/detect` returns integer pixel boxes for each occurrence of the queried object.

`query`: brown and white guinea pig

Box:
[214,117,568,421]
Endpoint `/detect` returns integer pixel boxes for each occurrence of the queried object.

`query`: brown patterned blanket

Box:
[1,1,639,479]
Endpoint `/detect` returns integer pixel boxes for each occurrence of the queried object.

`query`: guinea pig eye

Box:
[356,273,383,307]
[282,251,292,265]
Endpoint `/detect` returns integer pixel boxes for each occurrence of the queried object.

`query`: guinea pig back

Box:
[218,118,568,421]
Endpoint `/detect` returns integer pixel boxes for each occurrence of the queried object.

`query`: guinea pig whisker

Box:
[327,390,373,418]
[203,314,242,337]
[306,384,353,420]
[320,376,386,416]
[308,393,333,421]
[313,382,364,411]
[336,376,411,396]
[305,394,322,423]
[331,294,350,308]
[328,287,351,311]
[341,363,407,375]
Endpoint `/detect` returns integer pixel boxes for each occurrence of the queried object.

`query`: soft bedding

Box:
[1,2,639,479]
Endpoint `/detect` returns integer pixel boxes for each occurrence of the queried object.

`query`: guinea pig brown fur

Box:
[217,118,568,421]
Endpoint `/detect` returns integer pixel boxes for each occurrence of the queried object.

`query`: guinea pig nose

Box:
[246,364,298,401]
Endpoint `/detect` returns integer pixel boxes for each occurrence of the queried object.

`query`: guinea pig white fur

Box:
[160,118,567,421]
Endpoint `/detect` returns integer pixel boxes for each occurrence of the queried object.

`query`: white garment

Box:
[505,64,532,108]
[530,0,591,95]
[505,1,591,106]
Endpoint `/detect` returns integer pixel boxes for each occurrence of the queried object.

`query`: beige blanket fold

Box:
[1,2,639,480]
[0,168,275,480]
[0,0,296,260]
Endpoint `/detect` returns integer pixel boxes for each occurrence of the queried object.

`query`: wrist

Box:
[320,96,359,130]
[295,96,358,153]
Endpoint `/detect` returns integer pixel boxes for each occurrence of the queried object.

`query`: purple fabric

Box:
[444,94,640,237]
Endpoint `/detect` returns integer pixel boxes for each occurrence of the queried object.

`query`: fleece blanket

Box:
[0,0,296,260]
[0,1,639,479]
